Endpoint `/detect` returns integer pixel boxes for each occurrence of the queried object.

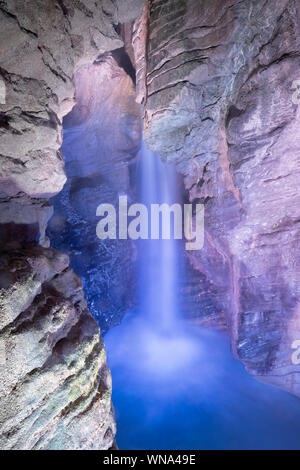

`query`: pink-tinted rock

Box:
[135,0,300,396]
[48,54,140,331]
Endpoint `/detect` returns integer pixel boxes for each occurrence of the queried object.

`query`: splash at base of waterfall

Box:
[106,312,200,378]
[104,144,300,450]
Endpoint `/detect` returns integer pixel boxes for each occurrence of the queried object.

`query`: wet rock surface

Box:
[0,0,143,199]
[0,0,144,450]
[47,54,140,332]
[134,0,300,396]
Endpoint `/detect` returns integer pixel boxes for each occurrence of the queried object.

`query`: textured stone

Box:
[0,0,145,450]
[135,0,300,396]
[0,247,115,450]
[0,193,53,248]
[0,0,143,198]
[114,0,144,24]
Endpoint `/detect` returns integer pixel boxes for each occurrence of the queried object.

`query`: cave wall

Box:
[0,0,144,450]
[0,0,143,234]
[1,0,299,450]
[134,0,300,396]
[47,54,140,333]
[0,247,116,449]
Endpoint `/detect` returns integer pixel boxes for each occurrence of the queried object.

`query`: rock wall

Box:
[0,247,115,449]
[0,0,144,450]
[0,0,143,234]
[134,0,300,396]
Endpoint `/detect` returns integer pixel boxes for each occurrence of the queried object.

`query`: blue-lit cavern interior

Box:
[0,0,300,451]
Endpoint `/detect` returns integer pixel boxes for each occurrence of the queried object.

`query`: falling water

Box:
[104,143,300,450]
[130,141,199,375]
[138,140,180,331]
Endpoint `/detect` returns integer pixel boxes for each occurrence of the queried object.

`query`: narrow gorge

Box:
[0,0,299,451]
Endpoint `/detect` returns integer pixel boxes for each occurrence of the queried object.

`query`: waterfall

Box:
[129,141,198,376]
[104,141,300,451]
[137,141,180,332]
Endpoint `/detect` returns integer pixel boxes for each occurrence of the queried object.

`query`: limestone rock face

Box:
[47,54,140,332]
[0,247,115,449]
[0,193,53,248]
[135,0,300,396]
[0,0,144,223]
[0,0,145,450]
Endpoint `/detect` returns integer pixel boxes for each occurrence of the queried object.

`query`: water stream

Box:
[104,144,300,450]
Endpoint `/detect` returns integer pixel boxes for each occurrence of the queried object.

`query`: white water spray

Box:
[133,142,198,374]
[138,141,179,331]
